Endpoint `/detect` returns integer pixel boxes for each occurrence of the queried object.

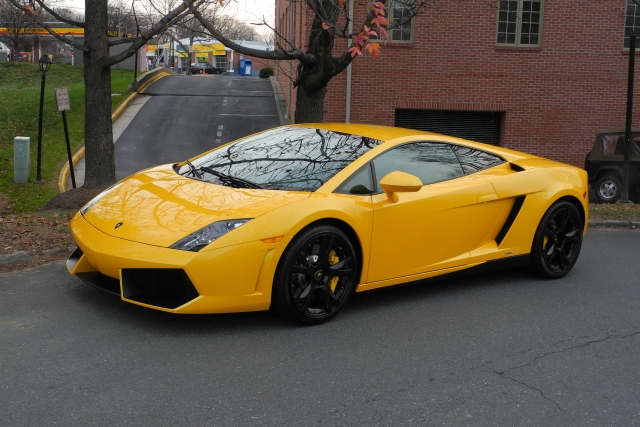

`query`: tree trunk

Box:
[82,0,115,189]
[294,85,326,123]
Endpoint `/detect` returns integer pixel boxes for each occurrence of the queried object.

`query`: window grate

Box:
[394,109,504,146]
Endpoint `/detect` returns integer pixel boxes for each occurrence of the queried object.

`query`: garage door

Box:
[394,109,504,146]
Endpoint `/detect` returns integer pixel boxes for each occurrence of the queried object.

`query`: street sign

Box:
[54,87,70,112]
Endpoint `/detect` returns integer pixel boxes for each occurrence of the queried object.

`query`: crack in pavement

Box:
[491,330,640,411]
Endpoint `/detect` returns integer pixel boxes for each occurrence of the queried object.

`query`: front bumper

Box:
[68,214,290,314]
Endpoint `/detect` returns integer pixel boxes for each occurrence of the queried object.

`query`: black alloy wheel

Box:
[530,201,583,279]
[594,174,622,203]
[272,225,358,325]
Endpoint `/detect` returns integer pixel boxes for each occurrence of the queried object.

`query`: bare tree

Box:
[5,0,205,188]
[195,0,433,123]
[0,0,34,60]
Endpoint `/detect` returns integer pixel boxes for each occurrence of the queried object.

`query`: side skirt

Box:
[360,255,530,292]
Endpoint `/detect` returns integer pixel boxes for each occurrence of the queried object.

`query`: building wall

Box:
[276,0,640,167]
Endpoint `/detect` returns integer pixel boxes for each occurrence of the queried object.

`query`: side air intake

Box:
[495,196,526,246]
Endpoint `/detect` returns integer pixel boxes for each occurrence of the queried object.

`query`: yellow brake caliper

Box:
[328,250,340,292]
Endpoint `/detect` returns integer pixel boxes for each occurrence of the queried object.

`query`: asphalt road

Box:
[1,229,639,426]
[114,74,280,181]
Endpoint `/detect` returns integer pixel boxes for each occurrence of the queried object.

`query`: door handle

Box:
[477,194,498,203]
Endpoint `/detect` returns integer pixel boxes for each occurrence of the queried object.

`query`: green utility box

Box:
[14,136,30,183]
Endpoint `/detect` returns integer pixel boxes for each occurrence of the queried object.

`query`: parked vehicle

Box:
[190,62,209,74]
[0,42,10,61]
[584,129,640,203]
[67,124,588,324]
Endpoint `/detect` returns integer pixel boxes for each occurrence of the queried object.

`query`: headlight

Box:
[80,185,117,216]
[170,219,251,252]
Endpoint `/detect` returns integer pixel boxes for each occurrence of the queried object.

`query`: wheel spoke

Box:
[291,265,308,275]
[556,248,568,269]
[320,235,336,260]
[320,285,333,313]
[558,209,569,230]
[296,252,309,268]
[328,258,353,276]
[564,228,581,244]
[543,244,555,263]
[295,283,315,312]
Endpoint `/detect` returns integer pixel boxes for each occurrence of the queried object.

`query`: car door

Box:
[367,142,497,284]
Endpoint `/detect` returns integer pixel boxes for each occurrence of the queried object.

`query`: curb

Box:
[57,68,176,192]
[269,76,291,125]
[588,220,640,228]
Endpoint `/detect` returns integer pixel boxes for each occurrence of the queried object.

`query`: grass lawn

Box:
[0,62,137,213]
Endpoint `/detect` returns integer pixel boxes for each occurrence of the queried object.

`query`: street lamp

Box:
[34,55,51,184]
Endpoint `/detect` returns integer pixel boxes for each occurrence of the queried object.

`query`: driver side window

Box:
[372,142,464,193]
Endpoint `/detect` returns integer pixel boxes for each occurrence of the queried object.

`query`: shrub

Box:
[259,66,274,78]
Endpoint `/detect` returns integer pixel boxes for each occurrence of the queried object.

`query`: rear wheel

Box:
[594,174,621,203]
[272,225,358,325]
[529,201,583,279]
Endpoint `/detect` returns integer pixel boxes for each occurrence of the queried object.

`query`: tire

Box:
[529,201,583,279]
[594,174,622,203]
[271,225,359,325]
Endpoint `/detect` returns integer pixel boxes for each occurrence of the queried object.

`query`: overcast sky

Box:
[55,0,275,34]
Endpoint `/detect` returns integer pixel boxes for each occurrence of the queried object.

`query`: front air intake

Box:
[121,269,199,309]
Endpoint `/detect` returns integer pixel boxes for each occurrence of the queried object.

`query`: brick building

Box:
[275,0,640,167]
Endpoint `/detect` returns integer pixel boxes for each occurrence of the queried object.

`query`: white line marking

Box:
[220,114,278,117]
[217,125,223,130]
[217,131,222,137]
[215,139,221,144]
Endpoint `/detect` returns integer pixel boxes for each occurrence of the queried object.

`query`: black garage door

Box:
[394,109,504,146]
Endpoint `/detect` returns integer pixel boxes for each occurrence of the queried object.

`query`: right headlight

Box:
[170,219,252,252]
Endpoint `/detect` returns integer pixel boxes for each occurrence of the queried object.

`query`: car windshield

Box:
[185,127,383,191]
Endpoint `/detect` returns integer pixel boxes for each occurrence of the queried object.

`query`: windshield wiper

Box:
[185,160,203,179]
[200,166,262,189]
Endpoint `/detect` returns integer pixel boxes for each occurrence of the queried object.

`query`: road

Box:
[1,229,639,426]
[114,74,280,181]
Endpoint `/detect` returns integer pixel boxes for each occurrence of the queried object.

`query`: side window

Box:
[372,142,464,193]
[635,137,640,155]
[452,145,505,174]
[336,164,374,195]
[601,134,624,156]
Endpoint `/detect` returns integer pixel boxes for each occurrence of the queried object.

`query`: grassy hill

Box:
[0,62,135,213]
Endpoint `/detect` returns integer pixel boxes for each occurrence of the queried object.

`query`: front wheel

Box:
[529,201,583,279]
[594,174,622,203]
[272,225,359,325]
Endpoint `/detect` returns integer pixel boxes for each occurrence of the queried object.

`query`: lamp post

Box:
[34,55,51,184]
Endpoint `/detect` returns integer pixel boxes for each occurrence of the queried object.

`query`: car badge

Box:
[314,270,323,281]
[115,222,123,229]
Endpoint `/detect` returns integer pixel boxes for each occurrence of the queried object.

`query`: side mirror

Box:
[379,171,422,203]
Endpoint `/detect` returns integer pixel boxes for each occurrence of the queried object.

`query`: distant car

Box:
[190,62,209,74]
[205,66,224,75]
[584,129,640,203]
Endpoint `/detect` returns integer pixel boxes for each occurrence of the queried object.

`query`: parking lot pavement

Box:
[115,74,280,181]
[1,229,640,426]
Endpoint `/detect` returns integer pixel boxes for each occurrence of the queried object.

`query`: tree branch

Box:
[107,0,203,67]
[193,9,315,63]
[32,0,85,28]
[6,0,88,52]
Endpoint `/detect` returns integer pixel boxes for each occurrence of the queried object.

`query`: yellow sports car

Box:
[68,124,588,324]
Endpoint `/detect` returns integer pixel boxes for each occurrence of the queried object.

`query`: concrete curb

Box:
[588,220,640,228]
[269,76,291,126]
[57,68,177,192]
[0,251,31,268]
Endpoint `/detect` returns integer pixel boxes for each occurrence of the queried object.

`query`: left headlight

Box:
[170,219,252,252]
[80,184,118,216]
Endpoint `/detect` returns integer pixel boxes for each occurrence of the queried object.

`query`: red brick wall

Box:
[275,0,640,167]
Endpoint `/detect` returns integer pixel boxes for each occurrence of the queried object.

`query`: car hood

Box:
[82,165,311,247]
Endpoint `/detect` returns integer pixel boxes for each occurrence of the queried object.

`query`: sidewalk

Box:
[65,95,150,190]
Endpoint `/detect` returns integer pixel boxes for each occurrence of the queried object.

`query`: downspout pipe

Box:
[345,0,353,123]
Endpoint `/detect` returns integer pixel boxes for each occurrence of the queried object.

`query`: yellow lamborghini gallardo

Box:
[68,124,588,324]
